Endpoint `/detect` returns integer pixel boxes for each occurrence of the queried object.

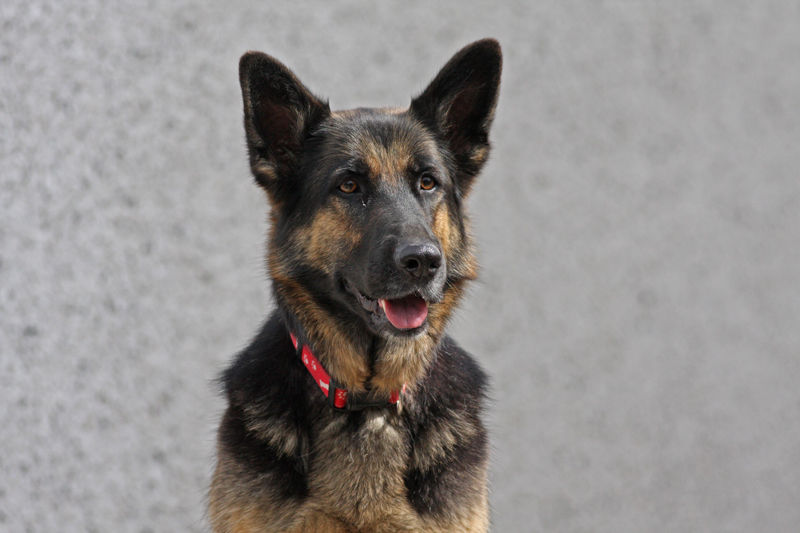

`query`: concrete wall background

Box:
[2,1,799,532]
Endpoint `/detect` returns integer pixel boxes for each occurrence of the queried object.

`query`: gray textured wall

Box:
[2,2,799,532]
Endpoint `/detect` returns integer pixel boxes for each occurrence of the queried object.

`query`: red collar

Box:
[290,332,404,411]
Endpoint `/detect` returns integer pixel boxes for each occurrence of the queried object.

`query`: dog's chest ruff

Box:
[304,408,419,528]
[211,320,492,533]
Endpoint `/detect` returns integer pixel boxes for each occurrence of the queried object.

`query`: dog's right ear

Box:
[239,52,330,193]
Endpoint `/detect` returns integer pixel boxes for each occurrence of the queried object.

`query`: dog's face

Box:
[238,40,501,387]
[289,108,457,338]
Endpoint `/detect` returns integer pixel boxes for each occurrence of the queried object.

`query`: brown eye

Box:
[420,175,437,191]
[339,180,358,194]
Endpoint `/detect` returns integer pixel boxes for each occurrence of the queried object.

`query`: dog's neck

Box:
[289,331,405,411]
[280,307,442,395]
[275,274,470,394]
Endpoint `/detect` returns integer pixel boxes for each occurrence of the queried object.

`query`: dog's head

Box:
[238,40,501,391]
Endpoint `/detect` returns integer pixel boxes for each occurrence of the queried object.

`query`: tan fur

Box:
[270,262,464,395]
[210,391,490,533]
[371,276,470,394]
[331,113,444,189]
[242,407,305,457]
[433,201,478,283]
[301,410,420,531]
[296,206,362,276]
[370,334,437,394]
[419,495,490,533]
[209,450,304,532]
[410,410,480,471]
[362,141,413,184]
[331,107,407,119]
[270,267,372,391]
[432,203,454,260]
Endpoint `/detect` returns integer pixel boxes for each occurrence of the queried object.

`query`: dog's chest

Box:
[305,408,418,527]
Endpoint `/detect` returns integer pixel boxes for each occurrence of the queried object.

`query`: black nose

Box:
[395,243,442,279]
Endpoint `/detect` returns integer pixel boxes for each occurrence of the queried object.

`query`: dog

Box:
[209,39,502,533]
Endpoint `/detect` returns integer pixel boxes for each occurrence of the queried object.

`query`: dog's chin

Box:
[341,279,436,338]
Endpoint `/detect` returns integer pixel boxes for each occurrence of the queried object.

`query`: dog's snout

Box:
[395,243,442,279]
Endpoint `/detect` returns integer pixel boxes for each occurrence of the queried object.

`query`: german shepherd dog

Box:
[209,39,502,532]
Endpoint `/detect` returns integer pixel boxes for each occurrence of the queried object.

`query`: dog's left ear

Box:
[410,39,502,194]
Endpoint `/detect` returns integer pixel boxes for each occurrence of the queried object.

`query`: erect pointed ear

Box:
[239,52,330,193]
[410,39,502,194]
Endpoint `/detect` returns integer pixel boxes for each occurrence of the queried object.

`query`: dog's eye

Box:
[420,175,437,191]
[339,180,359,194]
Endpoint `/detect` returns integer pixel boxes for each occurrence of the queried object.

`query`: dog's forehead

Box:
[322,108,444,177]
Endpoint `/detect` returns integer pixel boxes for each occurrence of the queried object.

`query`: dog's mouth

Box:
[344,280,429,331]
[380,294,429,330]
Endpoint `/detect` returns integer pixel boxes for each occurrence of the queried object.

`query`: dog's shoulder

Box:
[218,313,312,462]
[210,314,311,529]
[413,335,489,414]
[402,337,490,516]
[221,313,305,407]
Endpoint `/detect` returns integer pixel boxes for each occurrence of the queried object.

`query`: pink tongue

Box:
[380,295,428,330]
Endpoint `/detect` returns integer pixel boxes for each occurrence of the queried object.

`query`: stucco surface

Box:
[2,2,799,532]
